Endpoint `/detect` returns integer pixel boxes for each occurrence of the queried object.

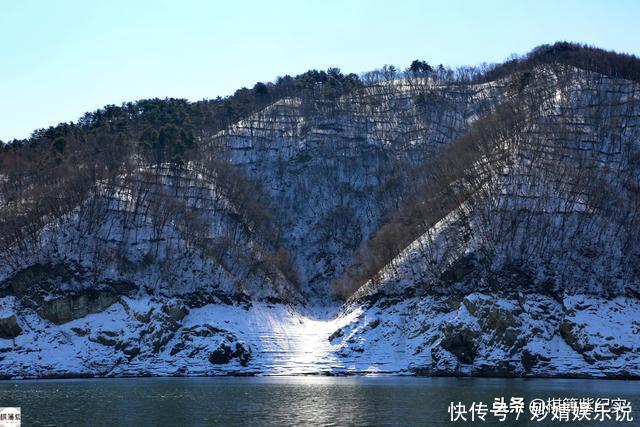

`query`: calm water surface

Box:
[0,376,637,426]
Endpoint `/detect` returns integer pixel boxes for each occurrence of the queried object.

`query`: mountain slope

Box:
[0,44,639,378]
[208,77,510,298]
[333,65,640,377]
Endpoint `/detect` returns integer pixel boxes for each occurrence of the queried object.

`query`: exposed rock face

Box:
[161,300,189,322]
[208,341,252,367]
[40,291,119,324]
[0,315,21,339]
[439,318,480,365]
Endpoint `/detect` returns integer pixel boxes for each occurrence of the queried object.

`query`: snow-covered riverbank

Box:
[1,292,638,379]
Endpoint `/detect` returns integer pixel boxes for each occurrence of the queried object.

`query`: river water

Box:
[0,376,637,426]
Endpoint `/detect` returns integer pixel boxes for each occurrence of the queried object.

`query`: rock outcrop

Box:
[0,315,21,339]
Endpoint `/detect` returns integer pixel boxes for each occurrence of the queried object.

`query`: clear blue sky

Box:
[1,0,639,141]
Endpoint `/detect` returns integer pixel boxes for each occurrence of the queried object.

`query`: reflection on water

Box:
[0,376,638,426]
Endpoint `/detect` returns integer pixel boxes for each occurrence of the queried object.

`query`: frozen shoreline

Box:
[2,293,638,380]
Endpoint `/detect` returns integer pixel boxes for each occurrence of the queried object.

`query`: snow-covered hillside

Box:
[209,78,509,298]
[0,61,639,379]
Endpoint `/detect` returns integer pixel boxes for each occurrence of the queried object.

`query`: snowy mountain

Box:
[0,44,639,379]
